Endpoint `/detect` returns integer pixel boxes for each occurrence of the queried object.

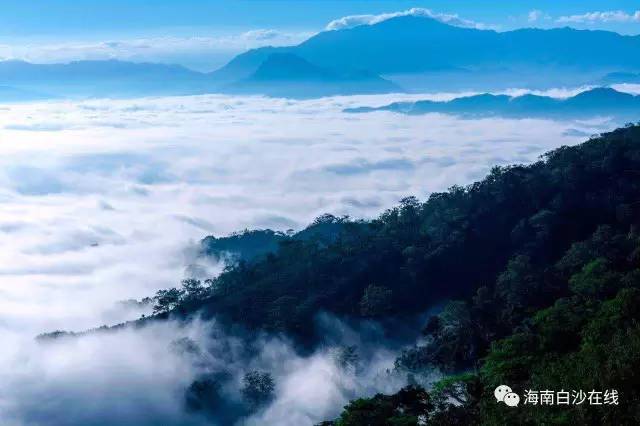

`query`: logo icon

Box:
[495,385,520,407]
[494,385,512,402]
[504,392,520,407]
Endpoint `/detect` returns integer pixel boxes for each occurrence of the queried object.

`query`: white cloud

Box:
[527,10,550,23]
[556,10,640,24]
[242,29,288,41]
[611,83,640,95]
[326,7,494,31]
[0,91,614,338]
[0,90,622,425]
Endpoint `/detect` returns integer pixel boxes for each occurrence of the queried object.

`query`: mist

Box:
[0,90,625,425]
[0,314,423,426]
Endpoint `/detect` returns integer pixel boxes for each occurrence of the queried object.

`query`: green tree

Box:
[152,287,184,314]
[242,371,275,409]
[569,258,621,298]
[333,385,432,426]
[360,285,393,317]
[181,278,207,303]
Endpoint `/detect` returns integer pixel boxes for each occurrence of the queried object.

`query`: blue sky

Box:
[0,1,638,70]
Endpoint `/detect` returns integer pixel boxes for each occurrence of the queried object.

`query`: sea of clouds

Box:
[0,91,625,425]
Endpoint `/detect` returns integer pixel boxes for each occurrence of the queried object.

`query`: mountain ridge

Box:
[217,15,640,81]
[344,87,640,119]
[0,59,220,98]
[2,16,640,99]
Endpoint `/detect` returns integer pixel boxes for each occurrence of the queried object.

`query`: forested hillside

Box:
[323,125,640,425]
[149,124,640,424]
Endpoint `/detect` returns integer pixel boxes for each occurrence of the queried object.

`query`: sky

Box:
[0,1,638,70]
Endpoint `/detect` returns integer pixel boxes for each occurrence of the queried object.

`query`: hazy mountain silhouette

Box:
[225,53,399,97]
[345,88,640,119]
[3,16,640,99]
[0,59,219,98]
[0,55,397,99]
[215,15,640,91]
[0,60,202,81]
[209,47,285,83]
[299,16,640,72]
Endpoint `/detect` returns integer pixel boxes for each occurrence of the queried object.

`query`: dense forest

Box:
[147,124,640,424]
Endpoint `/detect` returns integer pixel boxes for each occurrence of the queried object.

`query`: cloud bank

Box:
[0,90,620,425]
[0,92,616,338]
[556,10,640,24]
[326,8,493,31]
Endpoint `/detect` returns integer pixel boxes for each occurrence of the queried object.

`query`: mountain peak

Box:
[251,53,333,81]
[574,87,629,97]
[226,52,400,98]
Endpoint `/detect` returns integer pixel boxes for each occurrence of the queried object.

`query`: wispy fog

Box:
[0,91,621,425]
[0,315,415,426]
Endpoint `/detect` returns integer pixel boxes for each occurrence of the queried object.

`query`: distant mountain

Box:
[0,55,397,100]
[0,59,202,81]
[250,53,338,81]
[209,47,285,83]
[215,16,640,91]
[0,59,219,98]
[299,16,640,73]
[345,88,640,119]
[225,53,400,98]
[4,17,640,100]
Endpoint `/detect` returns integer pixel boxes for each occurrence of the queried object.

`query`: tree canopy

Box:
[147,124,640,425]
